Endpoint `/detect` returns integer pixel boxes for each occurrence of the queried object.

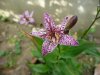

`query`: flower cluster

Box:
[19,10,34,25]
[19,11,78,56]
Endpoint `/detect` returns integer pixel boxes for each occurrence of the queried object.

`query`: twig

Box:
[81,8,100,39]
[96,16,100,19]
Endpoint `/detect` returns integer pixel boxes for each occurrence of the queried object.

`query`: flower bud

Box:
[64,15,78,34]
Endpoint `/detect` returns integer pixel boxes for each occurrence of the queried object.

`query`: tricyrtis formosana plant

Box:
[18,7,100,75]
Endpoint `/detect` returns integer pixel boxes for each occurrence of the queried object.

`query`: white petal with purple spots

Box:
[60,16,72,30]
[32,28,46,39]
[59,35,78,46]
[43,13,56,31]
[42,40,58,56]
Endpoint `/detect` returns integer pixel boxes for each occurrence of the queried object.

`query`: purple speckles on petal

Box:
[31,28,46,39]
[59,35,79,46]
[43,13,55,31]
[42,40,57,56]
[31,12,78,56]
[60,16,68,30]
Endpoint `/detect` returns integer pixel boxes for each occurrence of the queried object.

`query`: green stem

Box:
[96,16,100,19]
[58,45,60,54]
[57,45,60,60]
[81,8,100,39]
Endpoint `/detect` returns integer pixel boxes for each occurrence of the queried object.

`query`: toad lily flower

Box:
[19,10,34,25]
[32,13,78,56]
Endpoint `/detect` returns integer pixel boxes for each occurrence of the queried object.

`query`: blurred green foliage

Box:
[0,33,24,68]
[0,51,7,57]
[26,35,100,75]
[0,15,9,22]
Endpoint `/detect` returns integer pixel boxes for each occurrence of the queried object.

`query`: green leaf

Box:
[31,49,42,58]
[65,58,82,75]
[15,40,21,55]
[33,36,43,52]
[29,64,49,73]
[33,36,43,46]
[85,47,100,56]
[44,47,58,64]
[89,26,96,33]
[0,50,6,57]
[22,30,43,49]
[84,47,100,64]
[52,59,81,75]
[60,40,96,58]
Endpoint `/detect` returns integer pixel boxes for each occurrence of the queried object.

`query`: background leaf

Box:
[29,64,49,73]
[60,40,97,58]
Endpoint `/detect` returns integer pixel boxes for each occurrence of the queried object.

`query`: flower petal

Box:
[29,18,34,24]
[42,40,58,56]
[60,16,71,30]
[30,11,34,17]
[31,28,46,39]
[19,19,27,25]
[19,15,24,19]
[59,35,78,46]
[43,13,55,31]
[24,10,30,17]
[19,20,25,25]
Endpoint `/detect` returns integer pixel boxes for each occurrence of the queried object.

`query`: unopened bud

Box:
[66,16,78,29]
[64,15,78,34]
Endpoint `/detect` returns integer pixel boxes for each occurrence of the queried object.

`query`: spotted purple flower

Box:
[19,10,34,25]
[32,13,78,56]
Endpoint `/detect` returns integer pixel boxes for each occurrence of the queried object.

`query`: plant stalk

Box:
[81,8,100,39]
